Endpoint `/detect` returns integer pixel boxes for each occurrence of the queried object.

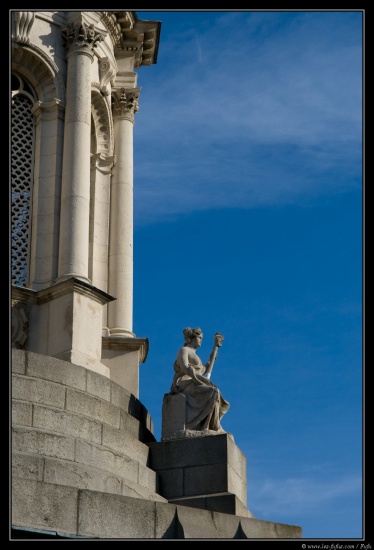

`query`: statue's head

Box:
[183,327,203,345]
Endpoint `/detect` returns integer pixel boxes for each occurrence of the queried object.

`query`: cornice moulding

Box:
[36,277,116,306]
[102,336,149,363]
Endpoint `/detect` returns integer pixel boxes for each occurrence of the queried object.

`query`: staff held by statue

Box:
[204,332,224,379]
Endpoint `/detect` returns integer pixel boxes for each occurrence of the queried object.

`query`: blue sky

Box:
[131,11,363,540]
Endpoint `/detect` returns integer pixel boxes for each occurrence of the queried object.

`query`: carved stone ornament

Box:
[99,57,116,96]
[112,87,140,121]
[13,12,35,45]
[90,153,115,174]
[62,20,106,54]
[11,302,30,349]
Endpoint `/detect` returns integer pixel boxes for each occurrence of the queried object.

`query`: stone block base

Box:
[148,432,250,516]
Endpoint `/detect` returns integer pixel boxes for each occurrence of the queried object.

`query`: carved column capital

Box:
[112,87,140,122]
[62,20,106,59]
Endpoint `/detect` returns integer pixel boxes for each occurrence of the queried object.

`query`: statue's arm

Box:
[178,348,206,385]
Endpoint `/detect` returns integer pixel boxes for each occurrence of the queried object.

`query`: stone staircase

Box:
[11,349,167,507]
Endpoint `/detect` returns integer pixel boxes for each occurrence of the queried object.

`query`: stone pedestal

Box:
[148,433,253,518]
[12,278,115,376]
[101,336,148,397]
[161,392,187,440]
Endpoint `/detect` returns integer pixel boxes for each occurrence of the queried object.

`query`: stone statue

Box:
[162,327,230,439]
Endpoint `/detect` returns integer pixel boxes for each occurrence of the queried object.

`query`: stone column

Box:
[107,87,140,337]
[89,153,114,333]
[29,99,64,290]
[57,18,105,283]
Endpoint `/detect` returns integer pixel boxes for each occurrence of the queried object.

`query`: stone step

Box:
[11,477,302,539]
[12,398,152,467]
[12,426,159,493]
[12,349,165,509]
[12,349,155,441]
[13,451,167,503]
[12,376,154,445]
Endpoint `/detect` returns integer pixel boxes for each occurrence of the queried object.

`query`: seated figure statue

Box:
[161,327,230,439]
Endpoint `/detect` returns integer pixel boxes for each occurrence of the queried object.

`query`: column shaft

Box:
[89,155,114,294]
[107,116,134,336]
[57,49,92,282]
[29,100,64,289]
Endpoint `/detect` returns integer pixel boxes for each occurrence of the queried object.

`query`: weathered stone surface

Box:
[86,369,111,401]
[43,456,123,495]
[12,452,45,481]
[13,427,76,460]
[24,350,87,391]
[65,387,120,428]
[101,423,149,464]
[77,490,157,538]
[11,478,302,539]
[11,348,26,374]
[12,374,66,409]
[154,502,180,539]
[110,380,132,411]
[240,516,302,539]
[176,505,233,539]
[12,401,33,426]
[74,438,140,483]
[12,478,79,536]
[33,404,102,444]
[119,408,141,438]
[12,451,167,503]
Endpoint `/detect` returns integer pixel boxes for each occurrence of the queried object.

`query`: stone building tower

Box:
[11,11,301,539]
[11,11,155,397]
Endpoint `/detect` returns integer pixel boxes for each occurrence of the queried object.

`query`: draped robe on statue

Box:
[170,347,229,432]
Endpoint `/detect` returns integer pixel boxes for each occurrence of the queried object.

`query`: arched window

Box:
[11,73,35,287]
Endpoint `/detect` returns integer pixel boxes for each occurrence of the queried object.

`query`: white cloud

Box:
[251,474,362,517]
[134,11,362,224]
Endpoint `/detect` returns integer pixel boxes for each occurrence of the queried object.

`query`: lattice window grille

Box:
[11,92,35,287]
